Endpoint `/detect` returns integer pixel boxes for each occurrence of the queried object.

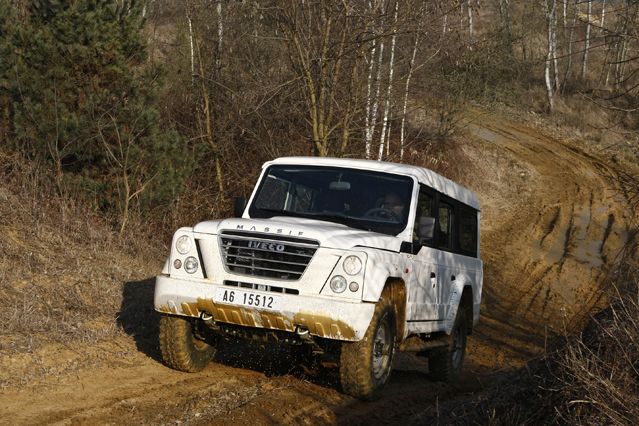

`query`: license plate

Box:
[214,288,281,311]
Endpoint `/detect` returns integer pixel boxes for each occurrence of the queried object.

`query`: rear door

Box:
[436,198,481,319]
[435,199,457,317]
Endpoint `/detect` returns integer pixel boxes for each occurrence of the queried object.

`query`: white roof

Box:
[265,157,480,210]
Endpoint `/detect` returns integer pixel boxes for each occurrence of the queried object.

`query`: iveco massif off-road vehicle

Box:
[155,157,483,398]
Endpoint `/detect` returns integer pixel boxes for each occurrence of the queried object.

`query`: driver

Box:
[382,192,406,218]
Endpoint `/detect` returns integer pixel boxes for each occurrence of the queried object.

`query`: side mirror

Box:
[418,217,435,241]
[234,197,247,218]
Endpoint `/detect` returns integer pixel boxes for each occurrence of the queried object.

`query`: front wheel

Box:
[159,315,216,372]
[339,297,396,399]
[429,308,467,382]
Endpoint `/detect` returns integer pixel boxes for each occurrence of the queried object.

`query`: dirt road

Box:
[0,110,631,425]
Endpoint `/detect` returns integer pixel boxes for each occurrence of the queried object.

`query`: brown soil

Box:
[0,110,633,425]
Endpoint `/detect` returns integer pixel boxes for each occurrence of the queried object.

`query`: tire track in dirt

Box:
[465,110,631,373]
[0,110,632,425]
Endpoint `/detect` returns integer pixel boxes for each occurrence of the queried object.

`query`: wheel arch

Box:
[460,286,474,335]
[444,282,474,335]
[380,278,408,342]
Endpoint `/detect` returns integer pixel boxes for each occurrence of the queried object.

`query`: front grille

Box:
[219,231,319,280]
[223,280,299,295]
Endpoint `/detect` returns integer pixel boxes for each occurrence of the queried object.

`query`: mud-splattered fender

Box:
[443,273,474,335]
[359,248,406,303]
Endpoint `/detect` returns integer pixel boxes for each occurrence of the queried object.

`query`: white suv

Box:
[155,157,483,398]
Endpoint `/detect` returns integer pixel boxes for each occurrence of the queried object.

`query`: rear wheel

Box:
[429,308,467,382]
[339,297,396,399]
[159,315,216,372]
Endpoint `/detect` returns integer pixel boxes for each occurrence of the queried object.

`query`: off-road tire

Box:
[159,315,216,372]
[429,308,467,382]
[339,296,396,399]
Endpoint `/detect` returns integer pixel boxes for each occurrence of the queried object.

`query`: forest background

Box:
[1,1,638,423]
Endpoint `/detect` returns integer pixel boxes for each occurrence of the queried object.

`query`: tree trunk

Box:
[499,0,510,37]
[545,0,556,112]
[467,1,474,44]
[364,37,377,159]
[187,7,195,85]
[216,0,223,74]
[366,30,385,159]
[378,1,398,161]
[581,0,592,79]
[400,30,421,162]
[561,0,578,93]
[551,0,560,92]
[194,32,225,197]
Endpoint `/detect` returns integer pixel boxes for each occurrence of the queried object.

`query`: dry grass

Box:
[411,239,639,425]
[0,148,164,356]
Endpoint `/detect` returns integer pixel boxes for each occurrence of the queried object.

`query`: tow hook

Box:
[201,312,213,322]
[295,326,324,354]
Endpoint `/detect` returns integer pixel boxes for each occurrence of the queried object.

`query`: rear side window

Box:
[459,207,478,257]
[437,201,454,250]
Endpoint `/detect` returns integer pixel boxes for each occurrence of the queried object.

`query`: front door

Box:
[407,186,440,321]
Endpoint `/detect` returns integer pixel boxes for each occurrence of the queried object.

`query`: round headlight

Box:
[349,281,359,292]
[173,259,182,269]
[342,255,362,275]
[184,256,199,274]
[330,275,347,293]
[176,235,192,255]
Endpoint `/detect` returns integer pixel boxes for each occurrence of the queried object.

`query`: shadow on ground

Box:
[117,278,162,362]
[116,278,339,388]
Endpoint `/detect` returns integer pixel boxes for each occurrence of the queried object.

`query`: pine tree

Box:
[7,0,190,231]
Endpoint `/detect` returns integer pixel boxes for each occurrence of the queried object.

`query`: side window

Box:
[255,175,290,210]
[437,201,454,250]
[413,187,435,246]
[459,207,478,257]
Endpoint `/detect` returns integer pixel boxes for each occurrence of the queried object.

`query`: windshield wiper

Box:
[255,208,371,231]
[300,212,373,231]
[255,208,298,218]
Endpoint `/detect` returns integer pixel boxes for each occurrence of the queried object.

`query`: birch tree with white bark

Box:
[377,0,399,161]
[545,0,557,112]
[581,0,592,79]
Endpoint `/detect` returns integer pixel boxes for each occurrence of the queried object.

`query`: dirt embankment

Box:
[0,110,633,425]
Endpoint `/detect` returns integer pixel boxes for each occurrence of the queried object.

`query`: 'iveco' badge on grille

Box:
[248,240,286,252]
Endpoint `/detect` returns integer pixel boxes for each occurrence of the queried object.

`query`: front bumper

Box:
[154,275,375,341]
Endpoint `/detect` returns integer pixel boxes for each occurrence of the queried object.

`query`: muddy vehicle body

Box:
[155,157,483,398]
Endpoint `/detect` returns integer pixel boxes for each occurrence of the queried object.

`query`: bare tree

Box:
[545,0,557,112]
[581,0,592,79]
[216,0,223,74]
[272,0,368,157]
[400,26,422,161]
[551,0,560,91]
[364,0,385,159]
[562,0,578,91]
[377,0,398,161]
[186,4,195,84]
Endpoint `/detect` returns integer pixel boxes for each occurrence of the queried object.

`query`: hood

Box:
[193,217,402,252]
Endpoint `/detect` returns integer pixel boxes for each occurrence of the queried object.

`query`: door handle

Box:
[430,272,436,288]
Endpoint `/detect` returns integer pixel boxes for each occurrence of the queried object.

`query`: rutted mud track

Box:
[0,111,632,425]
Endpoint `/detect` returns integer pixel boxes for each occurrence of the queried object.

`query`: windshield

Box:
[248,165,414,236]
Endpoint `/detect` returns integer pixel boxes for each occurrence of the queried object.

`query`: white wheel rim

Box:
[372,315,392,379]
